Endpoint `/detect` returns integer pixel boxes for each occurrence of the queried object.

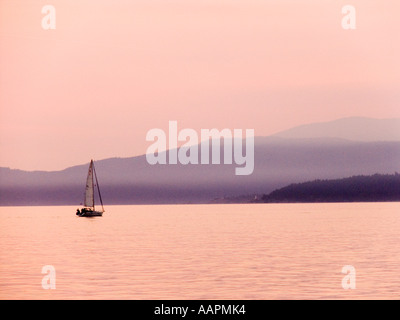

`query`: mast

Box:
[91,159,95,210]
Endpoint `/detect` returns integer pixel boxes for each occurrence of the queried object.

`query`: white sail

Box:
[84,161,94,208]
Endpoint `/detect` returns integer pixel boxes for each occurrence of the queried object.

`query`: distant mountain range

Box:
[261,173,400,203]
[273,117,400,141]
[1,117,399,206]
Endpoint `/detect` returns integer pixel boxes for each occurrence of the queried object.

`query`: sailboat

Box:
[76,160,105,217]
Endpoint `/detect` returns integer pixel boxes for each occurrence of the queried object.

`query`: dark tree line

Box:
[261,173,400,203]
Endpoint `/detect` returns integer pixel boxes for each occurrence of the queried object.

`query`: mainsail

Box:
[84,160,94,208]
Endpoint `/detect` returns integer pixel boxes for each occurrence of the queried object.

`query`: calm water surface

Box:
[1,203,399,299]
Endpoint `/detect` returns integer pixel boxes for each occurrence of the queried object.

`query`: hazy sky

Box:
[1,0,399,170]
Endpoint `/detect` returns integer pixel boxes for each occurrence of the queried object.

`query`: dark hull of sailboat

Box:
[78,210,104,217]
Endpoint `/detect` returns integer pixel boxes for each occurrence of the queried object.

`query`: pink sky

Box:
[1,0,399,170]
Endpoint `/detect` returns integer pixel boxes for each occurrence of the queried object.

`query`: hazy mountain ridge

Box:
[274,117,400,141]
[1,117,399,205]
[261,173,400,203]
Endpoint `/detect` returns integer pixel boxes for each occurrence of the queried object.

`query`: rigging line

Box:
[93,161,104,212]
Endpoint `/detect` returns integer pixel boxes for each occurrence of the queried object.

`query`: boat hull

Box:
[77,210,104,217]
